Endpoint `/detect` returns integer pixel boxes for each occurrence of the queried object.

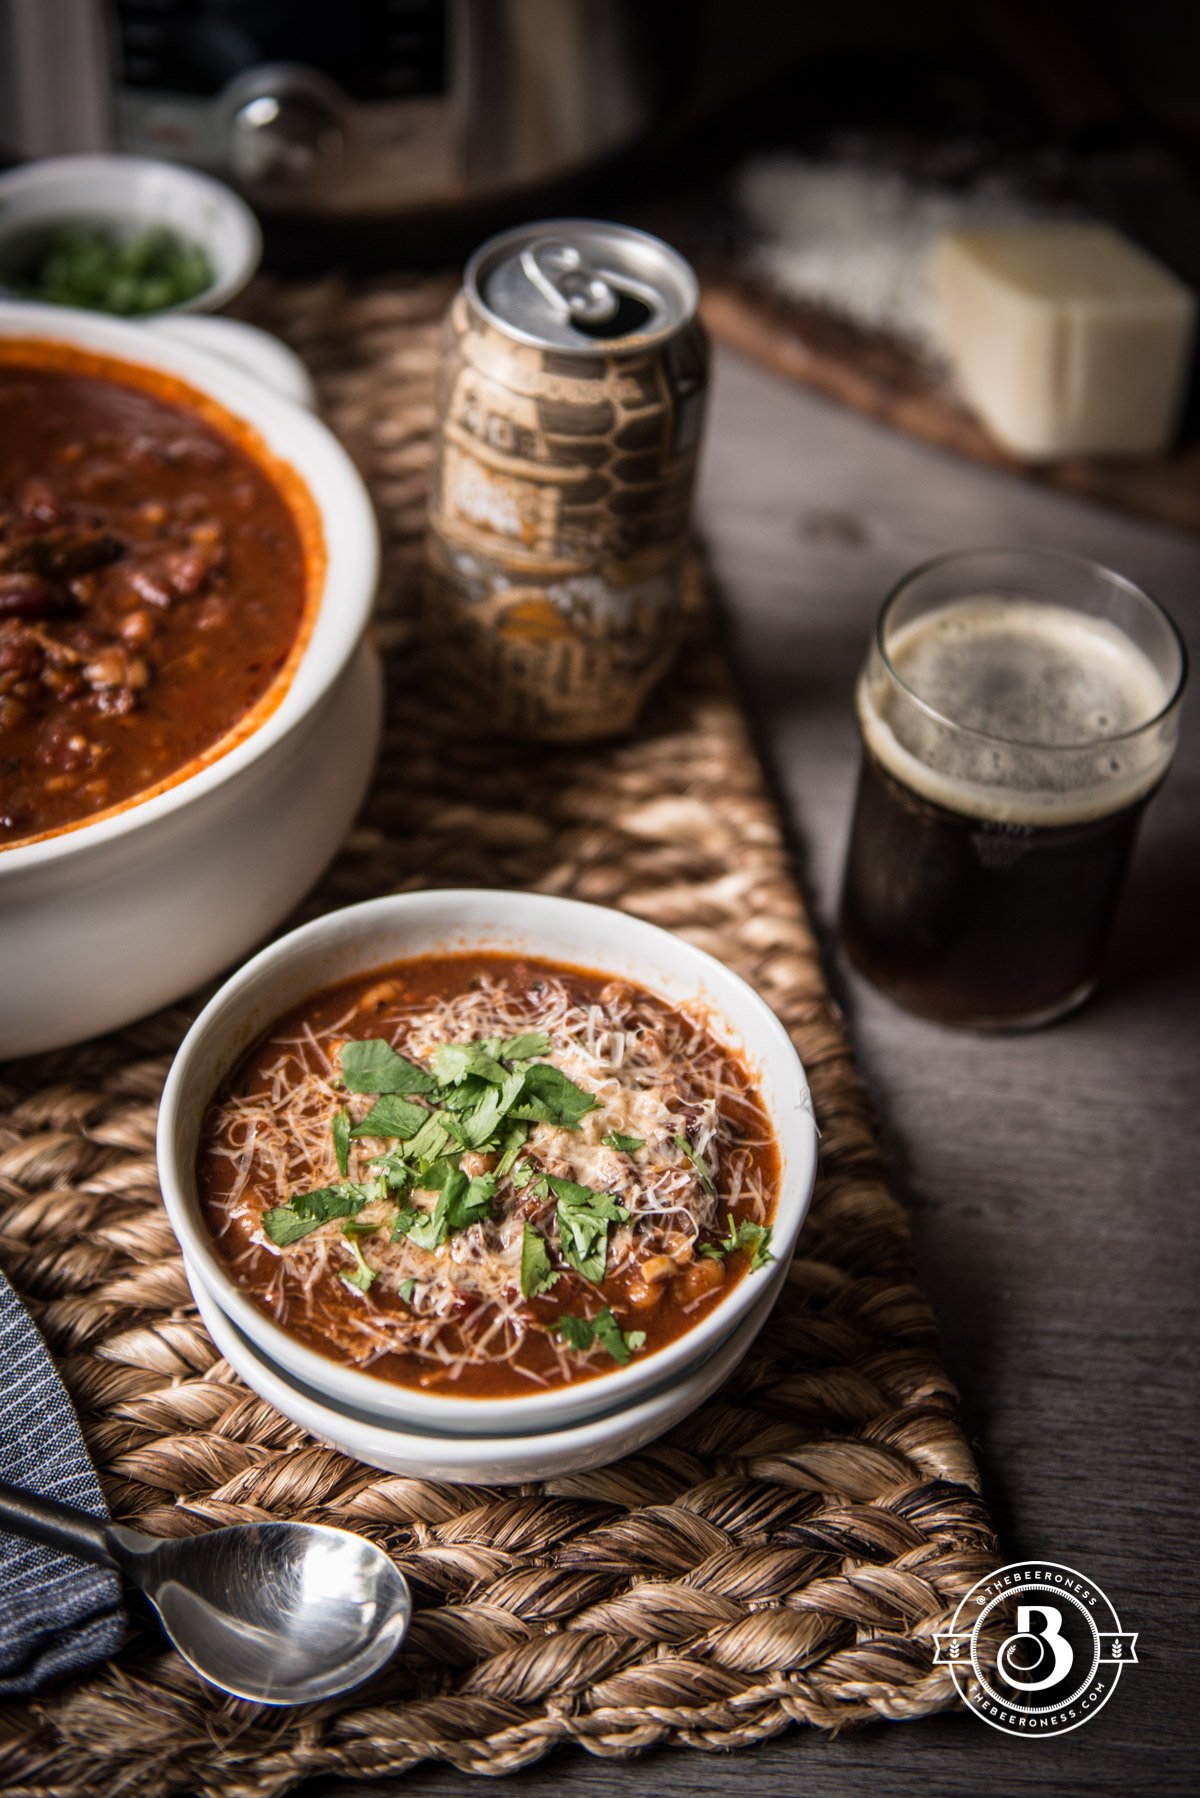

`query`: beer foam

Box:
[859,597,1177,823]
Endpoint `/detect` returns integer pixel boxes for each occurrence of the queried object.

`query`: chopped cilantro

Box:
[341,1236,376,1292]
[391,1205,423,1240]
[555,1313,595,1352]
[593,1309,646,1365]
[554,1307,645,1365]
[510,1062,597,1129]
[502,1031,551,1060]
[398,1278,416,1304]
[350,1093,428,1141]
[494,1118,530,1178]
[332,1108,351,1177]
[701,1210,774,1271]
[520,1223,560,1299]
[738,1220,774,1271]
[403,1110,454,1165]
[431,1042,508,1087]
[674,1132,715,1195]
[603,1130,644,1153]
[394,1168,495,1252]
[512,1161,537,1189]
[448,1171,497,1229]
[261,1207,318,1247]
[262,1181,373,1246]
[339,1038,435,1095]
[551,1177,629,1284]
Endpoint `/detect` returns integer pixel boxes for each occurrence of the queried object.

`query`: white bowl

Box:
[0,154,261,315]
[185,1253,780,1485]
[0,302,381,1056]
[157,890,818,1436]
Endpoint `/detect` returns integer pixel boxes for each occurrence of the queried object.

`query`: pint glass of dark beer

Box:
[839,549,1187,1028]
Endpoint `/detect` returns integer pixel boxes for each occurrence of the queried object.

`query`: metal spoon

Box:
[0,1479,411,1704]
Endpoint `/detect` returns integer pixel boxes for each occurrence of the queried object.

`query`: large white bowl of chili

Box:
[158,890,818,1437]
[0,301,380,1055]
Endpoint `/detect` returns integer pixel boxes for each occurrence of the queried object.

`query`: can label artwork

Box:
[425,221,709,741]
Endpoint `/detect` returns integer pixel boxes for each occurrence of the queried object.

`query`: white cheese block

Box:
[931,224,1196,460]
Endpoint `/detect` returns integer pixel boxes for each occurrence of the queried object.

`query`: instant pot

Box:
[0,0,687,220]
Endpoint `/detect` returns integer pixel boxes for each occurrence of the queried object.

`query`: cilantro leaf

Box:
[554,1307,645,1364]
[431,1042,508,1087]
[262,1207,319,1246]
[494,1118,530,1178]
[547,1176,628,1220]
[403,1111,454,1165]
[418,1155,462,1193]
[674,1132,716,1196]
[391,1205,423,1239]
[511,1063,597,1129]
[339,1039,435,1095]
[701,1211,774,1272]
[350,1093,428,1141]
[512,1160,537,1189]
[445,1171,496,1230]
[395,1168,494,1252]
[551,1177,629,1283]
[520,1223,560,1299]
[502,1031,552,1060]
[603,1130,644,1153]
[738,1220,774,1271]
[555,1313,595,1352]
[456,1067,527,1150]
[399,1278,416,1304]
[592,1309,646,1366]
[341,1236,376,1292]
[332,1108,351,1177]
[262,1181,373,1245]
[373,1150,416,1193]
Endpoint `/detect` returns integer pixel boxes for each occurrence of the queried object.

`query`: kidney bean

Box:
[0,573,62,619]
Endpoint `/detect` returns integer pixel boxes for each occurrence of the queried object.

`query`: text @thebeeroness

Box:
[934,1561,1138,1737]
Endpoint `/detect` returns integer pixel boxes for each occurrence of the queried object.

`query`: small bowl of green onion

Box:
[0,154,261,317]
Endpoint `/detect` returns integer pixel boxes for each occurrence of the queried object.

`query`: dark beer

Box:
[839,558,1185,1028]
[841,749,1155,1028]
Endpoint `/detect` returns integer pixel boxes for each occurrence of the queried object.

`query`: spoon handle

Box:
[0,1479,118,1570]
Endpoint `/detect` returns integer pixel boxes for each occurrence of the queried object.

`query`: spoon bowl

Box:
[115,1519,412,1704]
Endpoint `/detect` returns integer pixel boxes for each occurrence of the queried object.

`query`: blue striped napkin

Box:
[0,1265,125,1693]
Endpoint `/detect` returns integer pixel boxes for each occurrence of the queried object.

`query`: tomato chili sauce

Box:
[0,341,323,847]
[198,953,781,1400]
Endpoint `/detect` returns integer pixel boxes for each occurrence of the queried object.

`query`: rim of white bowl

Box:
[185,1251,781,1477]
[0,302,378,872]
[157,890,818,1434]
[0,154,262,314]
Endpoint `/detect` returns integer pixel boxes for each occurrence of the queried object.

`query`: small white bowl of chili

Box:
[0,155,261,316]
[157,890,819,1438]
[0,301,380,1055]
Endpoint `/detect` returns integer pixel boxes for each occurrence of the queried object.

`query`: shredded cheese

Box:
[202,970,774,1387]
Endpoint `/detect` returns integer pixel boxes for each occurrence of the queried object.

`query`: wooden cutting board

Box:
[700,276,1200,535]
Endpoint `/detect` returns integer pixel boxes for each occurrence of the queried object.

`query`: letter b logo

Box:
[997,1604,1074,1692]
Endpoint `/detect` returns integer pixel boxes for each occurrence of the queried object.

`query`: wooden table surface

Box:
[308,348,1199,1798]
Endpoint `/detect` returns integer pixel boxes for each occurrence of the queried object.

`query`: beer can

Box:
[425,219,709,741]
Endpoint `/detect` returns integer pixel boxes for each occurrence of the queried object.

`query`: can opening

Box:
[568,290,654,339]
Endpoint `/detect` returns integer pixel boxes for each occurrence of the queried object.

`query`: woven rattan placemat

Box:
[0,277,998,1798]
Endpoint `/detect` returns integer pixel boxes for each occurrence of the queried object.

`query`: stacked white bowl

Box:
[158,892,819,1484]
